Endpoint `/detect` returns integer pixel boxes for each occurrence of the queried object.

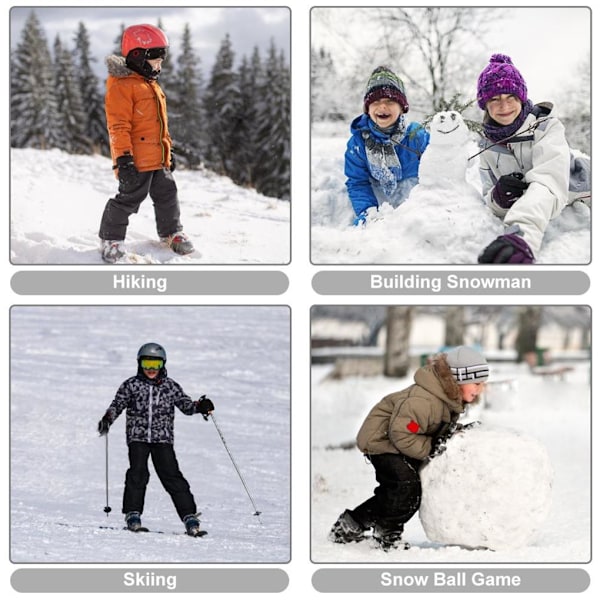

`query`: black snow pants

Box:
[349,452,422,533]
[122,441,197,521]
[99,168,182,241]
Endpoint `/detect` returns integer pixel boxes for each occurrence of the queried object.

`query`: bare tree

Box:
[384,306,413,377]
[444,306,464,347]
[515,306,542,363]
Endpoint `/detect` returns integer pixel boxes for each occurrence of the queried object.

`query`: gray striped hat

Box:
[446,346,489,383]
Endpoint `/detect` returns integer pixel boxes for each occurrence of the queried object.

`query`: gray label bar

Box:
[312,568,589,593]
[312,271,589,295]
[11,271,289,295]
[11,568,289,593]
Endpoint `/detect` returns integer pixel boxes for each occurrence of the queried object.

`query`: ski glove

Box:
[195,395,215,420]
[116,154,139,189]
[353,210,368,227]
[492,172,528,209]
[457,421,481,431]
[169,153,176,172]
[429,422,458,459]
[97,413,111,436]
[478,233,535,264]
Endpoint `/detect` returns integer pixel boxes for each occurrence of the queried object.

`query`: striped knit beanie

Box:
[477,54,528,110]
[363,66,409,113]
[445,346,489,383]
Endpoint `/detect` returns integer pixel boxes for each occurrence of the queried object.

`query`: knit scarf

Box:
[482,99,534,143]
[363,115,406,197]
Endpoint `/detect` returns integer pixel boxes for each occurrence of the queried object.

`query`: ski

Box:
[54,522,206,537]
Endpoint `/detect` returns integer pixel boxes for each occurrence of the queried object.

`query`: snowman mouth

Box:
[436,124,460,135]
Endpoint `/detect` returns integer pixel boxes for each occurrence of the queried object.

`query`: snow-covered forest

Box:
[10,10,290,200]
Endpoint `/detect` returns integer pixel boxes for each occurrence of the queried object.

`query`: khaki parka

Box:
[105,55,172,175]
[356,356,465,461]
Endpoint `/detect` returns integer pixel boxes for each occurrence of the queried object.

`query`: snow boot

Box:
[125,511,145,532]
[372,524,410,551]
[328,510,367,544]
[101,239,126,264]
[183,514,206,537]
[161,232,194,255]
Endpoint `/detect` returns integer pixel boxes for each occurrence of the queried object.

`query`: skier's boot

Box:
[372,524,410,551]
[125,511,144,532]
[101,239,126,264]
[183,514,206,537]
[328,510,367,544]
[161,232,194,255]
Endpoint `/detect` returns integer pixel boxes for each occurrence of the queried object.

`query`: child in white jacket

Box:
[476,54,590,264]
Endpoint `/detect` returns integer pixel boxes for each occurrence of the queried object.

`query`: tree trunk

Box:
[384,306,413,377]
[444,306,464,347]
[515,306,542,363]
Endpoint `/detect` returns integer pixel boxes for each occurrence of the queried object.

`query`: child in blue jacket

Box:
[345,66,430,225]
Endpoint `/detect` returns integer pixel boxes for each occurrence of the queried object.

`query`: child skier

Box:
[476,53,590,264]
[328,346,488,550]
[97,342,214,536]
[344,66,430,226]
[98,23,195,263]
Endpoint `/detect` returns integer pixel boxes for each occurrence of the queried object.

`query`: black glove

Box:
[97,413,111,436]
[195,395,215,420]
[478,233,535,264]
[429,422,458,459]
[492,172,528,208]
[116,154,139,189]
[456,421,481,431]
[169,153,176,172]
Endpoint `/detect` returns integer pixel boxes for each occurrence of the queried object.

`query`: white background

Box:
[3,1,597,600]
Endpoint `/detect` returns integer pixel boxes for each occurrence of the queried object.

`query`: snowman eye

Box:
[451,113,457,120]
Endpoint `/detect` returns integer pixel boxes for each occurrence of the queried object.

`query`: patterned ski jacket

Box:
[479,102,590,256]
[105,369,197,444]
[356,356,465,461]
[344,114,430,217]
[105,55,172,175]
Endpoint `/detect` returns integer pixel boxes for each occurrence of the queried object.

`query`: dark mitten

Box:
[169,153,176,172]
[195,395,215,420]
[429,422,458,459]
[457,421,481,431]
[98,413,111,436]
[492,172,528,208]
[478,233,535,264]
[116,154,139,188]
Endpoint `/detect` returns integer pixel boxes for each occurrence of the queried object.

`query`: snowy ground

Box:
[310,121,591,264]
[311,358,591,563]
[10,306,290,563]
[10,148,290,265]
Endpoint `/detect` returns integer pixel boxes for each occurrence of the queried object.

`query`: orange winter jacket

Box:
[105,55,172,175]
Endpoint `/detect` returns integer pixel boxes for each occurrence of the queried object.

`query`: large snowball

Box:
[419,427,553,550]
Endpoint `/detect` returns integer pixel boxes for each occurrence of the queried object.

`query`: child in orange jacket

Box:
[98,24,194,263]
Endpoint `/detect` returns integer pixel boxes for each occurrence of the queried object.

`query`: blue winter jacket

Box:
[345,114,430,216]
[105,369,197,444]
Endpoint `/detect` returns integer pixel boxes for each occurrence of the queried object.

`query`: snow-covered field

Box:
[10,305,290,563]
[311,358,590,563]
[10,148,290,265]
[310,121,591,265]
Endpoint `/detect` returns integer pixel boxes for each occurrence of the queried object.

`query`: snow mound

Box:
[419,427,553,550]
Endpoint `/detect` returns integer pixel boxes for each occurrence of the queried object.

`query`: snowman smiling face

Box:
[429,110,469,146]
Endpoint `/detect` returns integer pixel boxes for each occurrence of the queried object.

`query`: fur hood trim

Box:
[431,353,464,405]
[106,54,134,78]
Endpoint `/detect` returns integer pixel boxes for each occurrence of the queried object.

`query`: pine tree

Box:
[53,35,90,154]
[253,41,290,200]
[202,34,241,175]
[10,10,61,149]
[73,22,108,154]
[169,23,206,168]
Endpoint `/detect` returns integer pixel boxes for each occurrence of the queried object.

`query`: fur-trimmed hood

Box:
[106,54,135,78]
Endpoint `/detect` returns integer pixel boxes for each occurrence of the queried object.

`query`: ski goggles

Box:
[140,358,164,370]
[145,47,167,60]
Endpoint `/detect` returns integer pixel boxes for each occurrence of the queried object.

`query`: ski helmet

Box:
[121,24,169,58]
[137,342,167,362]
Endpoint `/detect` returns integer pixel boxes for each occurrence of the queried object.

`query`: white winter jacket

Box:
[479,103,589,256]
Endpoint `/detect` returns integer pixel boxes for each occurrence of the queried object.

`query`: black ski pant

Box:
[122,441,197,521]
[349,453,422,533]
[99,168,182,241]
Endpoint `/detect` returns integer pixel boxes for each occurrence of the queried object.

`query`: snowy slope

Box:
[311,359,591,562]
[10,305,290,563]
[10,149,290,265]
[311,121,590,264]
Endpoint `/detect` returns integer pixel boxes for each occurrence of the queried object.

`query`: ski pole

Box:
[208,412,262,523]
[103,433,112,516]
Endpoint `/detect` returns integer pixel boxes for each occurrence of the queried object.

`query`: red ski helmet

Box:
[121,24,169,57]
